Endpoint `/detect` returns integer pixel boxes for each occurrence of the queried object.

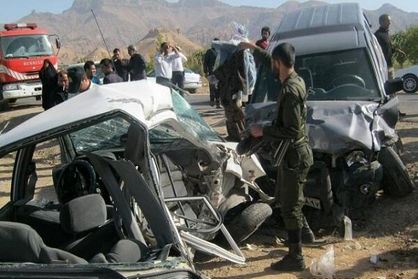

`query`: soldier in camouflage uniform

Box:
[240,41,313,271]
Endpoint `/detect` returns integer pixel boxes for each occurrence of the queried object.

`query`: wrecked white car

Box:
[0,80,271,277]
[243,3,415,231]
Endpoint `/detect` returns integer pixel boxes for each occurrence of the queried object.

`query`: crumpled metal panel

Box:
[307,101,396,154]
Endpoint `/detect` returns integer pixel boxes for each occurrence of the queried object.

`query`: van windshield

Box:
[253,48,381,102]
[296,48,380,100]
[1,34,54,59]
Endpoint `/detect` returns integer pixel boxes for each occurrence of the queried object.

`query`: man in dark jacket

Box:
[100,58,123,84]
[204,38,220,107]
[127,45,147,81]
[240,41,313,271]
[112,48,129,81]
[375,14,405,79]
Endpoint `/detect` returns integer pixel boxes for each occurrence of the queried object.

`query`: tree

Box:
[392,31,407,68]
[184,49,205,75]
[403,26,418,64]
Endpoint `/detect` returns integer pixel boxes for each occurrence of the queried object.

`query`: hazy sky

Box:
[1,0,417,23]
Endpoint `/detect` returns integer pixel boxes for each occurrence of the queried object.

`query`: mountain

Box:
[10,0,418,64]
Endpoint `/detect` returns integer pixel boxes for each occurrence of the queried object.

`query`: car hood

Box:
[307,100,396,154]
[0,80,173,151]
[246,100,397,155]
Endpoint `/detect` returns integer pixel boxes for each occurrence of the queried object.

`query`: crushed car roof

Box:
[0,80,174,149]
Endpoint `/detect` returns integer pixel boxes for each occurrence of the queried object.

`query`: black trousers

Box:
[171,71,184,89]
[156,76,172,88]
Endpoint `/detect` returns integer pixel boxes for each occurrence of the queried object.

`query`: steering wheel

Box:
[330,74,366,88]
[55,159,97,204]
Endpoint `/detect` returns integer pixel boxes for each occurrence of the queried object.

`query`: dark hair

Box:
[160,42,168,49]
[379,14,390,25]
[272,43,295,68]
[127,45,136,51]
[83,60,95,71]
[58,70,68,78]
[113,48,120,54]
[100,58,112,67]
[261,26,270,34]
[213,38,219,41]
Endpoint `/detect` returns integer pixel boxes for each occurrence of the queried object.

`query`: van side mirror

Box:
[55,38,61,50]
[384,78,403,95]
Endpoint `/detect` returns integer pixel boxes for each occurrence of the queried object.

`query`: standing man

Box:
[375,14,406,79]
[256,26,271,50]
[68,67,95,95]
[100,58,123,84]
[171,46,187,90]
[84,61,101,85]
[113,48,129,81]
[56,70,69,104]
[154,42,180,88]
[204,38,220,108]
[240,41,313,271]
[127,45,147,81]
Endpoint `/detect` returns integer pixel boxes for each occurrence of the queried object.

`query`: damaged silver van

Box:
[245,2,415,230]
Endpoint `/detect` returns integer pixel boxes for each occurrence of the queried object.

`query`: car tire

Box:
[8,98,17,104]
[402,74,418,93]
[226,202,272,243]
[378,146,415,197]
[188,89,196,94]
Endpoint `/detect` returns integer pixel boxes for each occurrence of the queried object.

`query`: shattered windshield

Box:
[253,48,380,102]
[69,117,131,153]
[296,48,380,101]
[171,91,221,142]
[1,34,54,58]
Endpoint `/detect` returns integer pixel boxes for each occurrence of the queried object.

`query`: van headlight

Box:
[3,84,20,91]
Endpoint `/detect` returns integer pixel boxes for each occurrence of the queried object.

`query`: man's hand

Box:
[250,125,263,138]
[238,41,257,51]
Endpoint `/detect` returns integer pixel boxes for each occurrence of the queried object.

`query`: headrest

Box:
[60,194,107,234]
[0,222,43,263]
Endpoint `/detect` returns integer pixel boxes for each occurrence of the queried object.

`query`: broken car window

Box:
[171,91,221,142]
[69,117,131,153]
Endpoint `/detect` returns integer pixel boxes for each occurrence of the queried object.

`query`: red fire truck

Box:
[0,23,60,104]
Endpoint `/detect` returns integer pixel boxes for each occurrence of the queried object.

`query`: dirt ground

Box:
[0,100,417,279]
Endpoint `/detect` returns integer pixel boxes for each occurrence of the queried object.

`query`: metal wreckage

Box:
[241,3,415,232]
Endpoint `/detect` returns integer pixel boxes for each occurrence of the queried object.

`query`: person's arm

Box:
[154,53,163,64]
[263,90,301,140]
[203,51,209,75]
[178,52,187,63]
[239,41,272,67]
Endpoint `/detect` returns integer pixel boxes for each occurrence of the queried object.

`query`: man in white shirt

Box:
[171,46,187,89]
[154,42,179,88]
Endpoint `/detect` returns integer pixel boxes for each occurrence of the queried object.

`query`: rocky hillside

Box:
[10,0,418,64]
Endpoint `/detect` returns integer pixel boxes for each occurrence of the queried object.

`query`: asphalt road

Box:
[3,92,418,121]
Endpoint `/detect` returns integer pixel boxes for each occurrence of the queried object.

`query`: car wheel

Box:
[8,98,17,104]
[188,89,196,94]
[226,202,272,243]
[378,146,415,197]
[402,74,418,93]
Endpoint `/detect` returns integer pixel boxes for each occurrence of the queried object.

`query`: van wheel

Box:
[402,74,418,93]
[378,146,415,197]
[226,202,272,243]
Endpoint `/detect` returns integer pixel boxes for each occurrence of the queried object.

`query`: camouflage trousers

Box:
[276,144,313,230]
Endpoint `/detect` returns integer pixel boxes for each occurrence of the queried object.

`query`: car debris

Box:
[0,80,274,277]
[242,3,415,233]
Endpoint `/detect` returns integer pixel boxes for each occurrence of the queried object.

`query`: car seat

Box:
[59,194,120,259]
[0,221,87,264]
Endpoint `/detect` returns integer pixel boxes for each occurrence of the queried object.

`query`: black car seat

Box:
[0,221,87,264]
[59,194,119,259]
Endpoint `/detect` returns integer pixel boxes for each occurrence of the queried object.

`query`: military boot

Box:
[301,216,315,244]
[270,242,306,271]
